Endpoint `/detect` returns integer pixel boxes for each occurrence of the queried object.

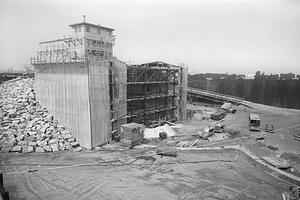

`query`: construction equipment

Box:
[196,126,214,139]
[211,111,226,121]
[255,134,265,141]
[281,186,300,200]
[214,122,225,133]
[249,113,260,131]
[265,124,274,133]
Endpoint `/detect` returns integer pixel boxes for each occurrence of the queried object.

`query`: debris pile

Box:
[220,102,237,113]
[144,124,176,139]
[0,78,82,153]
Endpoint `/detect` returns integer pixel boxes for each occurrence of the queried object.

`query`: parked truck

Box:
[249,113,260,131]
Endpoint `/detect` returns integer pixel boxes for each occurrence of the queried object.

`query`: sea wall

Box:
[188,78,300,109]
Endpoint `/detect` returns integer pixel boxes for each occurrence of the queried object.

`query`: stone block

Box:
[10,145,22,153]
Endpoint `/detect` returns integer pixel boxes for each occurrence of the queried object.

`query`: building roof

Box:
[69,22,115,31]
[141,61,181,68]
[249,113,260,120]
[128,61,182,70]
[39,38,68,44]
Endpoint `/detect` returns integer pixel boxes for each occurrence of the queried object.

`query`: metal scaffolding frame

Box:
[109,61,182,137]
[126,62,180,126]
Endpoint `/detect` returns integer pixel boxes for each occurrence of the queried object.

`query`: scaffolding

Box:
[109,61,181,134]
[31,36,113,65]
[30,37,86,65]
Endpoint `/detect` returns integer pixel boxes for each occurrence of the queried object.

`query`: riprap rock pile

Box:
[0,78,83,153]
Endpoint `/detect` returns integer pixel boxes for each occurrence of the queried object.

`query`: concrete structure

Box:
[32,20,187,149]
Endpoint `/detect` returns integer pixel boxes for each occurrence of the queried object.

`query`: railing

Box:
[187,87,245,104]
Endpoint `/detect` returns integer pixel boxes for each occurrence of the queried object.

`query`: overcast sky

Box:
[0,0,299,74]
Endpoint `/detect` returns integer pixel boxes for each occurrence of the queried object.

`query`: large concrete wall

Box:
[188,78,300,109]
[180,67,188,121]
[34,63,92,148]
[88,58,111,146]
[111,58,127,138]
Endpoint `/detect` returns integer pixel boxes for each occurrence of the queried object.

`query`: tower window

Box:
[97,28,101,34]
[74,26,81,33]
[85,26,91,32]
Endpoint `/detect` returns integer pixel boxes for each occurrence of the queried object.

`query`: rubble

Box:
[35,147,45,153]
[23,146,34,153]
[220,102,237,113]
[144,124,176,139]
[74,146,83,152]
[10,145,22,152]
[0,78,83,153]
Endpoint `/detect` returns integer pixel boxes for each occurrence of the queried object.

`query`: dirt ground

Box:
[0,149,290,200]
[1,102,300,200]
[187,101,300,155]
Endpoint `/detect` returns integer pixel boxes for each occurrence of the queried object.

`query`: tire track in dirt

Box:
[23,168,113,199]
[146,161,259,200]
[25,173,51,200]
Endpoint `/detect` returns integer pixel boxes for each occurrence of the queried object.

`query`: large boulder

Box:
[10,145,22,153]
[0,78,82,153]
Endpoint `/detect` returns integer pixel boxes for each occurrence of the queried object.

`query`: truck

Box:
[210,111,226,121]
[249,113,260,131]
[214,122,225,133]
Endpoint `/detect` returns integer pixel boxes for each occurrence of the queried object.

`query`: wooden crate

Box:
[121,123,144,147]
